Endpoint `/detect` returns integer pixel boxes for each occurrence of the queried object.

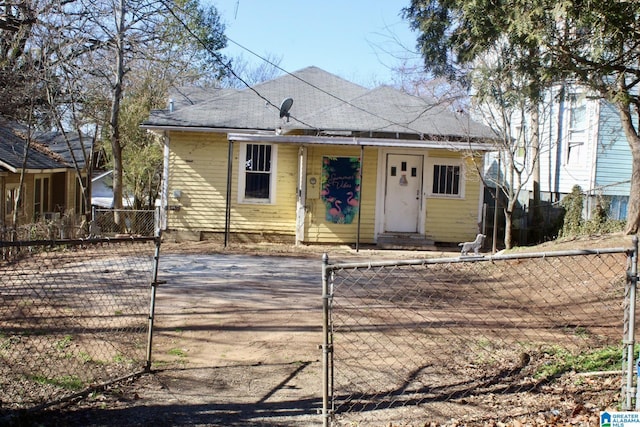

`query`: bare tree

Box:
[46,0,226,226]
[223,52,283,89]
[470,48,542,249]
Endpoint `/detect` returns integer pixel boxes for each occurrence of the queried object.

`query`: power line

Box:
[163,0,475,141]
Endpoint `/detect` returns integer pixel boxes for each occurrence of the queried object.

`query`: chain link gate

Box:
[0,236,161,416]
[322,241,638,426]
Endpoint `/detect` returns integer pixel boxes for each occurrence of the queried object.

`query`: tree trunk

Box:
[504,209,513,250]
[530,103,543,243]
[617,97,640,234]
[109,0,126,230]
[626,158,640,234]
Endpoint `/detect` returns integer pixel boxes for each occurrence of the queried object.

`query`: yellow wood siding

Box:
[424,156,483,243]
[166,131,484,244]
[230,144,298,234]
[304,146,378,244]
[167,132,227,232]
[167,131,298,236]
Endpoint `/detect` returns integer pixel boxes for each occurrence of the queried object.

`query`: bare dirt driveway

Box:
[27,236,629,426]
[147,252,326,426]
[33,244,458,427]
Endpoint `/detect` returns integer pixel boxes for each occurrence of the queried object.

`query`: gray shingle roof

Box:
[294,85,496,139]
[0,118,71,172]
[144,66,368,130]
[34,131,93,169]
[143,66,496,141]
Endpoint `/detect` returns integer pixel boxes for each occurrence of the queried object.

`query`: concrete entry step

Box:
[376,232,437,250]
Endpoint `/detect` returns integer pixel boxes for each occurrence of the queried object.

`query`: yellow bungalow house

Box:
[142,67,496,248]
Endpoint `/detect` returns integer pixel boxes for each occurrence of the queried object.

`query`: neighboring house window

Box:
[238,143,276,203]
[428,160,463,197]
[5,184,22,216]
[609,196,628,220]
[514,125,525,158]
[34,176,51,219]
[566,93,586,164]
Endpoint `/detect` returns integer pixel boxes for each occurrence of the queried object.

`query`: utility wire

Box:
[227,37,434,137]
[163,0,476,142]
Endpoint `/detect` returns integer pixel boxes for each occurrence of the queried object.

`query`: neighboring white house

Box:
[91,170,134,209]
[484,83,633,221]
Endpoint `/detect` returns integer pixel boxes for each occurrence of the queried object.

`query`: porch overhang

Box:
[227,133,497,152]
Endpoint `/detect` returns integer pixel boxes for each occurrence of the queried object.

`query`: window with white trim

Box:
[566,93,586,164]
[5,183,22,216]
[428,159,464,198]
[238,143,276,203]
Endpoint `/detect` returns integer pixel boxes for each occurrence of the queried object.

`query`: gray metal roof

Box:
[0,118,71,172]
[143,66,496,142]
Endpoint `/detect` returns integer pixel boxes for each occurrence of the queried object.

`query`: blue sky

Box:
[209,0,422,87]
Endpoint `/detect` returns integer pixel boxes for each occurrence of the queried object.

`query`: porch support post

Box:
[224,139,234,247]
[295,146,307,245]
[355,145,364,252]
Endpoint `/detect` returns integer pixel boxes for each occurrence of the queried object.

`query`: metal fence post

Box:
[145,237,162,371]
[625,236,639,410]
[322,253,332,427]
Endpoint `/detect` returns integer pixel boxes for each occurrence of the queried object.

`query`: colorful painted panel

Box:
[321,156,360,224]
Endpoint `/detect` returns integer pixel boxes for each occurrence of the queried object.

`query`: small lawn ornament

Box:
[459,234,485,256]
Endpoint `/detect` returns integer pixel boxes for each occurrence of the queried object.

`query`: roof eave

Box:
[140,124,274,135]
[227,133,497,151]
[0,161,70,174]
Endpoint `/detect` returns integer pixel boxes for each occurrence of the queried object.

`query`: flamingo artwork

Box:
[328,199,343,217]
[347,191,359,207]
[321,156,361,224]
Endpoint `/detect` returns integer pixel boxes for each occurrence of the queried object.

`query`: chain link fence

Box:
[0,236,160,416]
[0,208,158,242]
[92,208,159,237]
[322,244,637,426]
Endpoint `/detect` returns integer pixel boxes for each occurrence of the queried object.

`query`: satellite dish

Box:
[279,97,294,121]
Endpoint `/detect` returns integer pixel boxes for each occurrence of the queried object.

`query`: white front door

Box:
[384,154,423,232]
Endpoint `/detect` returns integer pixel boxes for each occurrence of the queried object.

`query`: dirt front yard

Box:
[13,236,634,426]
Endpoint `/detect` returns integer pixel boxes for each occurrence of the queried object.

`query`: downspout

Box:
[224,140,234,247]
[161,131,169,231]
[546,86,553,197]
[554,84,566,200]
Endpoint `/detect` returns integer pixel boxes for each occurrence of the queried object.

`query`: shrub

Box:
[560,185,584,237]
[560,186,626,237]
